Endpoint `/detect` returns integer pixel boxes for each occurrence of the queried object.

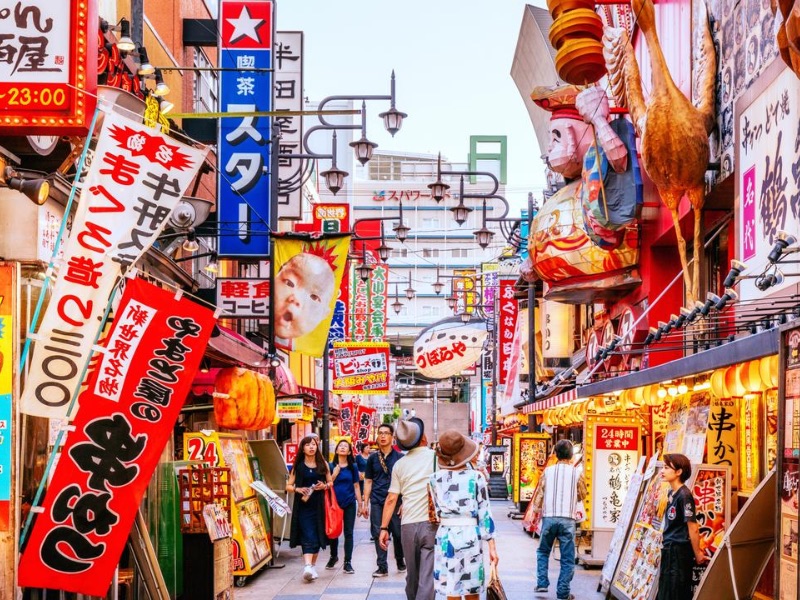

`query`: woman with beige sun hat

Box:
[429,430,499,600]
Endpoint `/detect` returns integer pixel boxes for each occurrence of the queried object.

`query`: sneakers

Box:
[372,567,389,577]
[325,557,338,570]
[343,562,355,574]
[310,565,319,580]
[535,587,548,593]
[397,559,407,573]
[303,565,314,582]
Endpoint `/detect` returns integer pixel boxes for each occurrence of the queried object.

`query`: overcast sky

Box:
[275,0,549,213]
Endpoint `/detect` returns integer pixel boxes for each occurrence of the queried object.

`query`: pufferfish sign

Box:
[413,317,488,379]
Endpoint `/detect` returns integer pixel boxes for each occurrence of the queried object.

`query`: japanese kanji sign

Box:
[340,401,354,437]
[218,0,273,256]
[354,405,376,446]
[349,264,387,342]
[497,277,518,387]
[216,276,270,317]
[275,31,303,220]
[590,423,640,530]
[20,111,206,419]
[18,278,216,596]
[0,1,97,135]
[331,342,390,394]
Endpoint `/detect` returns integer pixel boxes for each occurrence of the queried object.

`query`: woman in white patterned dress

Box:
[430,430,499,600]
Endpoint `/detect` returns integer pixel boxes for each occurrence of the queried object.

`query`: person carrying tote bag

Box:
[429,430,499,600]
[325,439,362,574]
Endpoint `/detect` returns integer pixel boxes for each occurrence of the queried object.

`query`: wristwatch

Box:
[380,526,389,531]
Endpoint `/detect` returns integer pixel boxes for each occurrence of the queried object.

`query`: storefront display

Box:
[511,433,549,504]
[778,326,800,598]
[184,432,272,579]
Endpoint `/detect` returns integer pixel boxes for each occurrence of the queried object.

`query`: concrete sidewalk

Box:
[235,500,606,600]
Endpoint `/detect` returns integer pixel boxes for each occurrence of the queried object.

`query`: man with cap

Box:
[379,413,437,600]
[361,422,405,577]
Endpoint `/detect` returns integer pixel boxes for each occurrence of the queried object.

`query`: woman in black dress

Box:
[287,435,334,582]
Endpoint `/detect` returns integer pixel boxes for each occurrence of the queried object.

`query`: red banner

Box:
[18,278,216,596]
[340,401,355,437]
[498,277,519,387]
[354,406,376,445]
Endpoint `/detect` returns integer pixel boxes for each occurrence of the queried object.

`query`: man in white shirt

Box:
[530,439,587,600]
[379,415,437,600]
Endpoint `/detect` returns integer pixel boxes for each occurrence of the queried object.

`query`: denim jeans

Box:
[329,502,357,562]
[536,517,576,599]
[370,502,403,570]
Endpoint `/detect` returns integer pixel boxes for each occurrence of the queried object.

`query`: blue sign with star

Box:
[218,1,274,257]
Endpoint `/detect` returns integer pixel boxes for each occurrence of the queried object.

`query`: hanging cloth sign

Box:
[20,110,207,419]
[18,278,216,596]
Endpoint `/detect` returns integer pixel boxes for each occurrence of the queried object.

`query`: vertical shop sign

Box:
[766,388,779,471]
[0,1,97,135]
[453,269,477,315]
[497,277,518,388]
[340,401,354,437]
[349,268,369,340]
[591,424,640,529]
[354,405,375,445]
[18,278,216,596]
[481,263,499,319]
[0,265,13,531]
[739,393,761,493]
[512,433,549,503]
[216,277,270,317]
[689,465,730,593]
[274,31,303,220]
[369,265,388,340]
[218,0,273,257]
[737,68,800,300]
[20,111,206,419]
[707,396,740,489]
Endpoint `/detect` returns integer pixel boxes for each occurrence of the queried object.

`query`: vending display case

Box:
[184,432,272,582]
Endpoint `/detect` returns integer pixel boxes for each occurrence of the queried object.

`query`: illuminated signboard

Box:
[0,2,97,135]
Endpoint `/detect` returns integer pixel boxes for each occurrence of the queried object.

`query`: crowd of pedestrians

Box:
[285,421,706,600]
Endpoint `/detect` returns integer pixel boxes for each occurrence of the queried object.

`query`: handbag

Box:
[427,455,440,525]
[486,563,507,600]
[324,486,343,539]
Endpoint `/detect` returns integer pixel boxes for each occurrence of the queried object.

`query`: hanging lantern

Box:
[543,300,574,361]
[710,368,727,398]
[632,386,646,407]
[724,365,746,397]
[759,355,779,388]
[738,360,764,394]
[643,384,660,406]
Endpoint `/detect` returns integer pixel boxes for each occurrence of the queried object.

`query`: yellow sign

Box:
[512,433,549,503]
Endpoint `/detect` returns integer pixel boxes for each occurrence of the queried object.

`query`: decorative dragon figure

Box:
[603,0,716,305]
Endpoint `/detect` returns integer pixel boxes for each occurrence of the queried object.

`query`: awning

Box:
[205,324,267,368]
[518,328,780,413]
[273,363,300,396]
[522,387,577,414]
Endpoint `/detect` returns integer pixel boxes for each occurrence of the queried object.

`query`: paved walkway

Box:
[235,500,606,600]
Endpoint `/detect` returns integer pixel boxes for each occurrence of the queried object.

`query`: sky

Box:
[275,0,549,214]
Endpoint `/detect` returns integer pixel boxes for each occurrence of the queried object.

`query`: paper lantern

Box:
[632,386,646,406]
[724,365,746,397]
[548,8,604,50]
[644,384,661,406]
[413,317,488,379]
[710,368,727,398]
[759,355,779,389]
[738,360,764,393]
[555,38,607,85]
[214,367,276,430]
[543,300,574,360]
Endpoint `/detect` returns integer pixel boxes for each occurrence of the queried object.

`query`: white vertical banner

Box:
[275,31,304,220]
[21,110,207,418]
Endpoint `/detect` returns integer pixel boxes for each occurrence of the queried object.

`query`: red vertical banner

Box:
[498,277,519,387]
[340,401,355,438]
[354,406,376,445]
[18,279,216,596]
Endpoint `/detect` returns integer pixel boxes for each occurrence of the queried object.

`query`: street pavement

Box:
[235,500,606,600]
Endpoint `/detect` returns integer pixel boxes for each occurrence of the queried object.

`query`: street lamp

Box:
[405,272,416,300]
[349,102,379,165]
[392,285,404,314]
[378,71,407,136]
[356,243,374,282]
[447,295,457,310]
[460,311,472,324]
[474,225,494,249]
[427,153,450,202]
[393,200,410,242]
[450,179,473,226]
[433,267,444,295]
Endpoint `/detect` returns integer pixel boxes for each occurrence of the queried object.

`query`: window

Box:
[421,305,443,317]
[422,248,440,258]
[391,248,408,258]
[421,217,441,231]
[193,48,218,114]
[452,248,471,258]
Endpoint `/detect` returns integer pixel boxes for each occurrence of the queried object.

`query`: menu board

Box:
[779,327,800,599]
[689,466,730,593]
[512,433,549,504]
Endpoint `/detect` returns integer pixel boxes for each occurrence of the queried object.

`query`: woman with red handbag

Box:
[325,439,363,574]
[286,435,334,582]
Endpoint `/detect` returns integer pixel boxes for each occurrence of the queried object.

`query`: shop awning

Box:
[205,324,268,368]
[273,363,300,396]
[521,387,577,414]
[518,328,779,413]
